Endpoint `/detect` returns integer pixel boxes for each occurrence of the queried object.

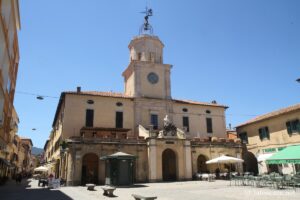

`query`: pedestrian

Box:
[16,173,22,184]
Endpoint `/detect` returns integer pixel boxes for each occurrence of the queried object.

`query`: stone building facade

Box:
[236,104,300,175]
[45,33,242,185]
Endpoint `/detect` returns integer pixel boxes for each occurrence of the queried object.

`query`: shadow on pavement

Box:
[0,178,73,200]
[117,184,149,188]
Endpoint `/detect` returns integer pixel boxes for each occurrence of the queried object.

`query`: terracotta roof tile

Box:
[236,103,300,128]
[64,91,133,99]
[173,99,228,108]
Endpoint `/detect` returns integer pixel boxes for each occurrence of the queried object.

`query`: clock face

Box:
[147,72,159,84]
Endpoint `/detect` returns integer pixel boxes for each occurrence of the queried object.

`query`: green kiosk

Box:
[100,152,136,186]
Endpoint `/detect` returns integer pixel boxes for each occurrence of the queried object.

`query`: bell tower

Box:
[122,8,172,99]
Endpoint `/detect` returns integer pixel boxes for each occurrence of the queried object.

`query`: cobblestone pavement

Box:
[0,178,299,200]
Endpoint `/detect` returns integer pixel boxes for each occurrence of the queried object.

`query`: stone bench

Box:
[86,183,96,190]
[132,194,157,200]
[101,185,116,197]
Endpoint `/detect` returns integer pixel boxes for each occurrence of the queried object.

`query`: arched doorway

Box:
[243,151,258,175]
[197,155,208,173]
[162,149,177,181]
[81,153,98,185]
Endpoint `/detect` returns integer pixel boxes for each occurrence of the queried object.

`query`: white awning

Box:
[257,153,273,162]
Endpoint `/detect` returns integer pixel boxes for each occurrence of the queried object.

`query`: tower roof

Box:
[128,34,164,49]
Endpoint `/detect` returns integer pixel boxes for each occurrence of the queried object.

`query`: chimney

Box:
[77,86,81,93]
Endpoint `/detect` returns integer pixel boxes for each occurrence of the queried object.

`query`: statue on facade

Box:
[163,115,177,136]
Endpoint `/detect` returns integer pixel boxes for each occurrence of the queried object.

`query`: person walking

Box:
[15,173,22,185]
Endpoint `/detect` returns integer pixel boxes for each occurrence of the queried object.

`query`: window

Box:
[183,116,189,132]
[149,52,155,62]
[87,100,94,104]
[238,132,248,144]
[85,109,94,127]
[258,127,270,140]
[151,114,158,130]
[137,52,142,60]
[116,102,123,107]
[206,110,211,114]
[116,111,123,128]
[286,119,300,135]
[206,118,213,133]
[182,108,188,112]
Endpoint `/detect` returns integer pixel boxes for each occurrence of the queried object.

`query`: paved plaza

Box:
[0,178,299,200]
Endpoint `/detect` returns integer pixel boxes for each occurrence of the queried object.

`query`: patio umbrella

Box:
[34,166,49,172]
[206,155,244,164]
[206,155,244,179]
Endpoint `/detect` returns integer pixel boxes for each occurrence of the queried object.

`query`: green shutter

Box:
[265,127,270,139]
[286,121,292,135]
[258,128,263,140]
[295,120,300,133]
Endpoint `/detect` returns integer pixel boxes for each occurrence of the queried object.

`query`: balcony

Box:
[80,127,131,140]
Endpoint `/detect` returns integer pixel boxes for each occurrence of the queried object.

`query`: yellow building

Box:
[0,0,21,179]
[45,13,242,186]
[6,106,19,178]
[236,104,300,175]
[19,137,33,174]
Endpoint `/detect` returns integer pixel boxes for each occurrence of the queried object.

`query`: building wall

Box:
[172,103,227,138]
[0,0,20,161]
[125,71,135,97]
[65,142,148,185]
[236,109,300,174]
[62,94,135,139]
[191,144,242,175]
[236,110,300,155]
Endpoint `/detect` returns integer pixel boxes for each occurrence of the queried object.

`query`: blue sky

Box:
[15,0,300,148]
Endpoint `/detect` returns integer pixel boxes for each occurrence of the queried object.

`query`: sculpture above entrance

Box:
[157,115,186,139]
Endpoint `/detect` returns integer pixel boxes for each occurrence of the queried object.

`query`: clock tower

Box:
[122,11,172,99]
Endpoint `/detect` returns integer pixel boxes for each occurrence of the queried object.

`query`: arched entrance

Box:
[197,155,208,173]
[81,153,98,185]
[162,149,177,181]
[243,151,258,175]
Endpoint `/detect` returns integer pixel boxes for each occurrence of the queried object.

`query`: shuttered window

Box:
[183,116,189,132]
[286,119,300,135]
[238,132,248,144]
[151,114,158,130]
[85,109,94,127]
[258,127,270,140]
[116,112,123,128]
[206,118,213,133]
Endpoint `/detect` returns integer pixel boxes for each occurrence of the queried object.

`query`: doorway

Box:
[162,149,177,181]
[81,153,98,185]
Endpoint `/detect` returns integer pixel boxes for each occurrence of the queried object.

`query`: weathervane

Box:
[139,7,153,35]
